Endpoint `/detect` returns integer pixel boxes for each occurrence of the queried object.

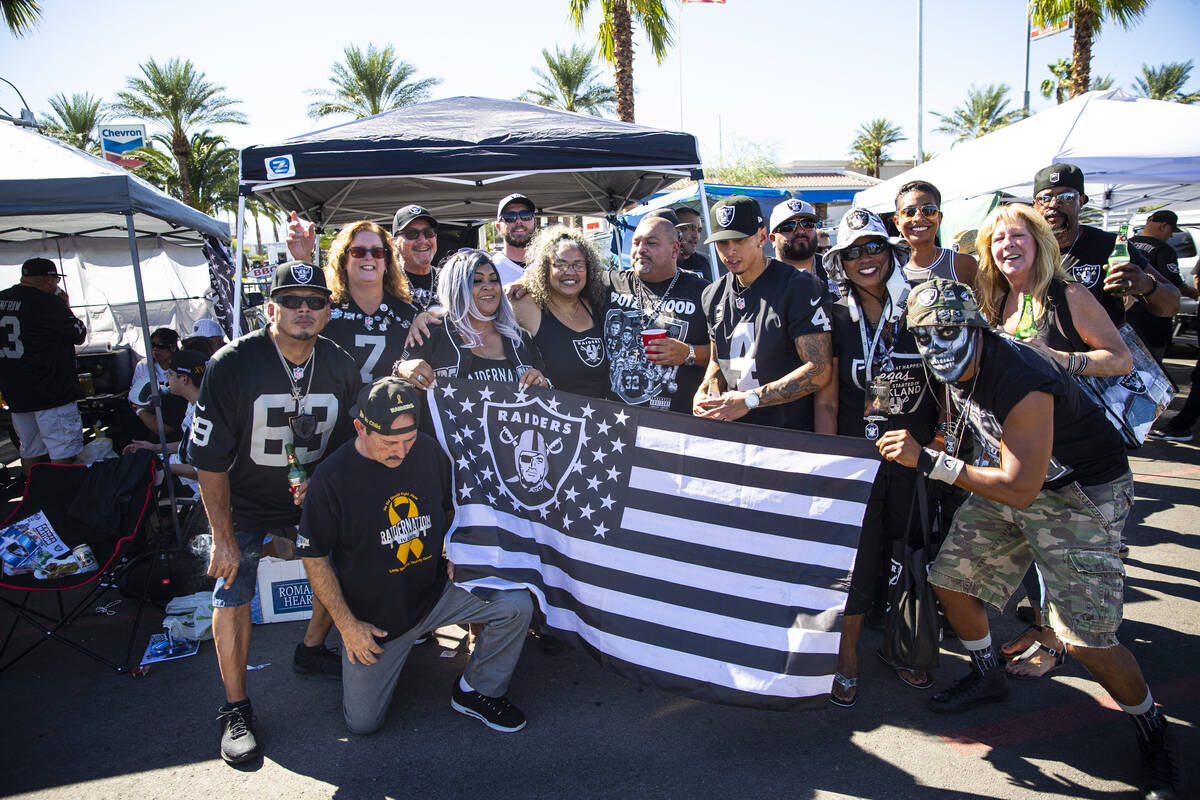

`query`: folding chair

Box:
[0,451,158,673]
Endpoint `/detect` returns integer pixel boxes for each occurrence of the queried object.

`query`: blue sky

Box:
[2,0,1198,165]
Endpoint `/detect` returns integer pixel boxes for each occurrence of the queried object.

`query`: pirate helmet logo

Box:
[484,397,585,511]
[408,205,423,215]
[916,287,939,307]
[786,199,805,214]
[1050,171,1061,183]
[573,336,605,368]
[1072,263,1101,287]
[1118,370,1147,395]
[717,205,736,228]
[847,209,871,230]
[292,264,313,284]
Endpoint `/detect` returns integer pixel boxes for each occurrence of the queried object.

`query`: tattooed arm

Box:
[691,340,727,416]
[694,332,831,422]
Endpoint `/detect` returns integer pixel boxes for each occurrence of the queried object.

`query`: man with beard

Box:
[673,205,711,279]
[877,279,1181,800]
[1033,163,1178,325]
[190,262,359,765]
[693,195,832,430]
[493,193,538,285]
[769,198,837,299]
[1128,209,1187,363]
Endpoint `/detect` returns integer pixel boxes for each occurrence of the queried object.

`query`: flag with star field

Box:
[427,379,880,710]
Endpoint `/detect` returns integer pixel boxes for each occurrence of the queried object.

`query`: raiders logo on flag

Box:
[846,209,871,230]
[484,397,585,510]
[292,264,314,284]
[717,205,736,228]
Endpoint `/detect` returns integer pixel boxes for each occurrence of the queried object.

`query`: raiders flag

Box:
[428,380,878,710]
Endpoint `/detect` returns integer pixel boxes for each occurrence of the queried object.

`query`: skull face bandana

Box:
[912,324,978,384]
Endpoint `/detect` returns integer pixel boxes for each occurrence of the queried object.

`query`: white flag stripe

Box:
[629,465,868,527]
[620,507,858,572]
[636,425,879,482]
[456,573,836,699]
[452,543,842,655]
[453,504,848,610]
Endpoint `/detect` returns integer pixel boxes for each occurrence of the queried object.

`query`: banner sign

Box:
[99,124,147,169]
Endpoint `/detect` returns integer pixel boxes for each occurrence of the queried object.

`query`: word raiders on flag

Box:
[427,379,879,710]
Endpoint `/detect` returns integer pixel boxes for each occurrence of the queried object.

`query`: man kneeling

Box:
[297,377,532,734]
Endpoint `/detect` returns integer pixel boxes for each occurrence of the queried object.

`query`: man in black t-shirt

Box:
[602,215,711,412]
[1033,163,1179,326]
[878,279,1180,800]
[189,262,359,766]
[0,258,87,472]
[673,205,712,280]
[298,378,532,735]
[1129,209,1186,361]
[694,195,832,430]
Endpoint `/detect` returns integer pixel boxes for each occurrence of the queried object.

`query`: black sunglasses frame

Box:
[273,294,330,310]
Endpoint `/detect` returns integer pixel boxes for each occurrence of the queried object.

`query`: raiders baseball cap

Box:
[1034,163,1086,197]
[769,198,818,233]
[392,204,438,235]
[825,208,903,260]
[170,349,209,382]
[270,261,331,296]
[21,257,65,278]
[352,377,422,434]
[1147,209,1180,231]
[906,278,989,329]
[497,192,535,218]
[643,207,681,228]
[704,195,765,244]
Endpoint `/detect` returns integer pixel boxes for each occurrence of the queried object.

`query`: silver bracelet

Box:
[929,451,965,485]
[1072,352,1090,376]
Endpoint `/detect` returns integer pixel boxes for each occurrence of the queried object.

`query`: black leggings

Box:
[845,468,929,616]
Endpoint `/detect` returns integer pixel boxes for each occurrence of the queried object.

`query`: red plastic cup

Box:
[640,328,667,349]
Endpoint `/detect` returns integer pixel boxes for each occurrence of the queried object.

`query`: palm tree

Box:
[110,58,246,210]
[39,92,105,152]
[307,43,441,120]
[847,119,905,179]
[517,44,617,116]
[1029,0,1150,98]
[2,0,41,35]
[569,0,674,123]
[1041,59,1114,103]
[932,84,1022,143]
[131,131,239,217]
[1132,60,1200,103]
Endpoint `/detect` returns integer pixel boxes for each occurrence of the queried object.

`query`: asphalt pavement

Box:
[1,357,1197,800]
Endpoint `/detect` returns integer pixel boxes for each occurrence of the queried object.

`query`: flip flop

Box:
[876,650,934,689]
[1006,641,1066,680]
[829,672,858,708]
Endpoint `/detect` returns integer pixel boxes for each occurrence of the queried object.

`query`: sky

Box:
[2,0,1199,167]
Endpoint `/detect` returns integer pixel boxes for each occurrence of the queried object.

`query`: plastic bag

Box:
[163,590,214,641]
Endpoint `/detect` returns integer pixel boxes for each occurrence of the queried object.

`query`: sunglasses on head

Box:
[841,240,890,261]
[898,203,940,220]
[776,218,819,233]
[348,246,388,259]
[273,294,329,310]
[1034,190,1080,207]
[500,210,535,223]
[398,228,436,241]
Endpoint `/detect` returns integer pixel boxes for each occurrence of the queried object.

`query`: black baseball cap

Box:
[704,195,765,244]
[352,377,422,433]
[1147,209,1180,230]
[672,204,701,222]
[170,349,209,382]
[1034,163,1086,196]
[643,207,681,227]
[270,261,331,296]
[21,257,65,277]
[392,204,438,235]
[497,192,534,217]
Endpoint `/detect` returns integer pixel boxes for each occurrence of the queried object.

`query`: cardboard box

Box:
[251,556,313,624]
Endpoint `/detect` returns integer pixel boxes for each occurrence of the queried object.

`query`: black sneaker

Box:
[450,677,526,732]
[1139,719,1184,800]
[217,702,260,764]
[1150,423,1194,442]
[928,665,1008,714]
[293,643,342,680]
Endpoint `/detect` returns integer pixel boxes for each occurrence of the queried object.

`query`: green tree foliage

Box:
[517,44,617,116]
[847,119,905,178]
[932,84,1022,143]
[306,43,441,120]
[111,57,246,210]
[40,92,105,152]
[569,0,674,123]
[131,131,238,217]
[1132,60,1199,103]
[2,0,40,36]
[704,139,783,186]
[1041,58,1114,103]
[1029,0,1150,98]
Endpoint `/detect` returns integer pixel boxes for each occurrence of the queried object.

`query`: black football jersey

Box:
[323,293,416,383]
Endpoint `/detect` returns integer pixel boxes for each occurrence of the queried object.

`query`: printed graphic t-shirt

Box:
[1059,224,1149,327]
[323,292,416,383]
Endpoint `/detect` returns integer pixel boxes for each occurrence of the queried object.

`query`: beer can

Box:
[73,543,98,572]
[78,372,95,396]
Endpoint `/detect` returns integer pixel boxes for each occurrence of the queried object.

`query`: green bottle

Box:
[1015,293,1038,340]
[1107,224,1130,292]
[284,443,306,498]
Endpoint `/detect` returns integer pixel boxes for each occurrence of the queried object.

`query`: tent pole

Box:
[126,212,182,546]
[695,179,718,282]
[232,194,247,337]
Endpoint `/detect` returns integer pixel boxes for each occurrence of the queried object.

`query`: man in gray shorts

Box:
[298,377,532,735]
[877,279,1181,800]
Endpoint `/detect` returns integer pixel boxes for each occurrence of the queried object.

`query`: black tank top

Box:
[1001,280,1088,353]
[532,306,611,398]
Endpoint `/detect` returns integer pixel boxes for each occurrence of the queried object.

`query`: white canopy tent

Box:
[855,90,1200,218]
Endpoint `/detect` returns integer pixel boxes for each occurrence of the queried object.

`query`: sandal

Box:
[1005,641,1066,680]
[1001,623,1044,660]
[876,650,934,689]
[829,672,858,707]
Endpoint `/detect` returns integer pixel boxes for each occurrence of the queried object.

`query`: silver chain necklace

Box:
[272,334,319,441]
[634,270,680,324]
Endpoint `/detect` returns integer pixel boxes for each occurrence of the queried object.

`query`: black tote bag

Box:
[881,477,941,672]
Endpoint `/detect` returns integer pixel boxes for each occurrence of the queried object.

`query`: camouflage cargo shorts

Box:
[929,472,1134,649]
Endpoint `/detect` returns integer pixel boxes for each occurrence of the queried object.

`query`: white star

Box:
[571,460,585,475]
[600,495,615,510]
[480,465,494,483]
[579,430,590,447]
[478,387,494,401]
[457,455,470,470]
[478,415,488,429]
[486,492,495,504]
[459,398,476,413]
[581,404,595,418]
[605,466,620,482]
[610,438,625,454]
[593,522,608,539]
[613,409,629,425]
[452,431,464,445]
[591,447,606,463]
[462,425,474,439]
[596,420,611,435]
[514,388,528,403]
[586,476,601,491]
[561,514,572,529]
[441,384,457,398]
[579,504,594,520]
[458,483,473,500]
[563,486,579,502]
[538,506,550,519]
[546,397,560,412]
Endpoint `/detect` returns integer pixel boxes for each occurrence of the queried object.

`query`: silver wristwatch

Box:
[685,345,696,366]
[744,390,760,410]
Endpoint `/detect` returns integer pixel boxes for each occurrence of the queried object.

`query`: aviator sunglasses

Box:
[897,204,940,220]
[274,294,330,310]
[841,240,890,261]
[776,218,819,233]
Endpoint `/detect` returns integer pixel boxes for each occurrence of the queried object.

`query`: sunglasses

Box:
[898,204,940,220]
[150,342,173,350]
[500,210,535,223]
[273,294,330,310]
[841,240,890,261]
[397,228,437,241]
[776,218,819,233]
[348,246,388,259]
[1034,190,1080,208]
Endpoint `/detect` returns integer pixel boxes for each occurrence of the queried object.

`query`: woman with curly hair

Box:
[321,220,416,383]
[510,225,612,399]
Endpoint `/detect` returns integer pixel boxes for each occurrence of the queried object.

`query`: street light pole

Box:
[916,0,924,165]
[1023,14,1032,116]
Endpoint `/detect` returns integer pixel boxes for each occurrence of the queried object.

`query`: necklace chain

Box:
[272,333,315,409]
[634,270,680,325]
